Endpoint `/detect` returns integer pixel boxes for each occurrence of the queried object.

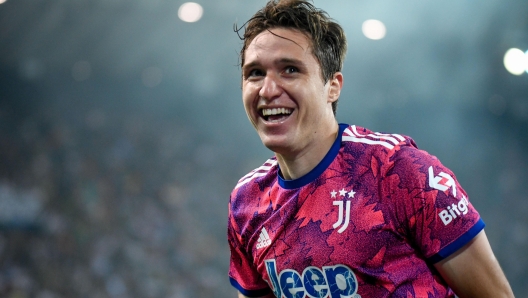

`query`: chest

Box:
[244,175,421,298]
[248,172,410,270]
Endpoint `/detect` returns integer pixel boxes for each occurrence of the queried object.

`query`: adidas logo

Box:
[256,227,272,249]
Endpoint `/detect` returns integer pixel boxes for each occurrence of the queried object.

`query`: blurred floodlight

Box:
[142,67,163,88]
[362,19,386,40]
[0,0,7,4]
[503,48,527,76]
[72,60,92,82]
[178,2,203,23]
[526,50,528,74]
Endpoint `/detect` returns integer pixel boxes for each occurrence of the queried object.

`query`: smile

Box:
[260,108,293,122]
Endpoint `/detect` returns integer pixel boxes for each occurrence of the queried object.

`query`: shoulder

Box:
[230,157,279,206]
[340,124,419,166]
[341,124,413,151]
[228,157,279,239]
[339,124,447,182]
[233,157,278,190]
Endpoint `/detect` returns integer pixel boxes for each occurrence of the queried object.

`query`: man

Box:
[227,1,514,297]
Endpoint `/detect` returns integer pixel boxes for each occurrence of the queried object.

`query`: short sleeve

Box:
[383,146,485,263]
[227,200,271,297]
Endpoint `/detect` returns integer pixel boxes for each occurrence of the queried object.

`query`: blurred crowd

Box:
[0,79,238,297]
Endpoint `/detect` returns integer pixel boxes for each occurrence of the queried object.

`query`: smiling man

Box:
[241,27,341,180]
[227,1,514,297]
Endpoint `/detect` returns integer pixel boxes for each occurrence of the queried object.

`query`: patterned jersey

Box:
[228,123,484,298]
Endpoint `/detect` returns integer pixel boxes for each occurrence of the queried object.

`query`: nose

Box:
[259,74,281,101]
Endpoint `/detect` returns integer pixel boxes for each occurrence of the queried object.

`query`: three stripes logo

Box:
[236,159,277,189]
[256,227,272,249]
[342,125,405,150]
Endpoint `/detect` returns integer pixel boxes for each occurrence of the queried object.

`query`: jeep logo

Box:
[265,259,359,298]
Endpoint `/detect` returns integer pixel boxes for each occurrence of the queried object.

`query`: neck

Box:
[277,121,339,180]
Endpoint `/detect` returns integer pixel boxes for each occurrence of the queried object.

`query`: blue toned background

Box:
[0,0,526,297]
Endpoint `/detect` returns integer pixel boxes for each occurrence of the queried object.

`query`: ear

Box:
[327,72,343,103]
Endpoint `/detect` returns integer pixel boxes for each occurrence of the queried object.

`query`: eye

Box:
[284,66,298,74]
[246,69,264,78]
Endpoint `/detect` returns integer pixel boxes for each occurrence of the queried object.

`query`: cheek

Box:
[242,100,254,119]
[242,88,258,119]
[241,88,253,106]
[242,99,253,114]
[243,83,262,103]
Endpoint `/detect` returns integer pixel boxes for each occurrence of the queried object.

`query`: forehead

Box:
[243,28,314,65]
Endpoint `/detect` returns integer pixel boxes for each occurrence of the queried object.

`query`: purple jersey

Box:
[228,124,484,298]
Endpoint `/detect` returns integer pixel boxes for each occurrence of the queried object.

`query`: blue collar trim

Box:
[278,123,347,189]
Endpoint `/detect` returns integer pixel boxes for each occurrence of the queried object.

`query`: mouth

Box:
[260,107,293,123]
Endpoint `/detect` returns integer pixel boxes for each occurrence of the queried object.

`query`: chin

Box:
[259,135,292,154]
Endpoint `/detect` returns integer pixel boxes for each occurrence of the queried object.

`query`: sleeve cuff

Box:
[428,218,486,264]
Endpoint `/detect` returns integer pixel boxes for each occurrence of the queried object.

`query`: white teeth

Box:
[262,108,293,116]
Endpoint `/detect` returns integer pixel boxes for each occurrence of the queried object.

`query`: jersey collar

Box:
[278,123,348,189]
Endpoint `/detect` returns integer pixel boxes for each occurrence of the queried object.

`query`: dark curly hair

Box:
[235,0,347,115]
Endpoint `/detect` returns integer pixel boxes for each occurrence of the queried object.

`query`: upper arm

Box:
[434,230,514,298]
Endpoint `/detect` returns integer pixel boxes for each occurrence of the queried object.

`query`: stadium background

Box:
[0,0,527,297]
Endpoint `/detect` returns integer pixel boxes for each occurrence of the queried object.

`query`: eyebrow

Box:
[242,57,305,72]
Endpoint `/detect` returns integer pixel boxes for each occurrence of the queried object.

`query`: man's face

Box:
[242,28,340,157]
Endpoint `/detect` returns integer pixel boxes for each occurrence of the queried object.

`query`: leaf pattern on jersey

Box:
[365,246,386,268]
[275,219,333,269]
[294,180,338,232]
[332,147,388,234]
[371,155,380,178]
[254,191,274,216]
[255,177,279,214]
[350,195,385,233]
[232,182,274,241]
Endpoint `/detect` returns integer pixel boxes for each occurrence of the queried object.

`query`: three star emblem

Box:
[330,188,356,198]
